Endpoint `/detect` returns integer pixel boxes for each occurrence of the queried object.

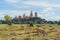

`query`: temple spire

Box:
[23,13,25,18]
[35,12,37,17]
[30,11,33,18]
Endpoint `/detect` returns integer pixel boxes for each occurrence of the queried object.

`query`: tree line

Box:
[0,15,60,25]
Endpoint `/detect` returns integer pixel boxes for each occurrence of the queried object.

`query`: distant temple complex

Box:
[12,11,46,24]
[17,11,38,18]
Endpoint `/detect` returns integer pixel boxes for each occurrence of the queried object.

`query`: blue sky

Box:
[0,0,60,21]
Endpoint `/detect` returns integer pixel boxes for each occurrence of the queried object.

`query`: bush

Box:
[49,25,52,27]
[29,23,33,27]
[7,22,12,25]
[11,37,17,40]
[24,37,31,40]
[36,25,41,27]
[8,22,12,25]
[57,21,60,25]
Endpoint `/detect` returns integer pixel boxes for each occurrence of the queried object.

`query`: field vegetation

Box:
[0,24,60,40]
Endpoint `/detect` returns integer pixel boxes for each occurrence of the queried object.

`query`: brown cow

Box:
[36,28,47,37]
[32,28,47,37]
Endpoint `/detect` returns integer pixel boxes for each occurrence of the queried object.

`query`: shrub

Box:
[57,21,60,25]
[49,25,52,27]
[8,22,12,25]
[24,37,31,40]
[29,23,33,27]
[36,25,41,27]
[11,37,17,40]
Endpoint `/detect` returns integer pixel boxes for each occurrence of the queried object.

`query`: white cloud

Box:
[49,16,60,21]
[41,7,54,16]
[23,1,60,8]
[0,10,32,19]
[40,7,60,21]
[5,0,19,3]
[15,4,30,9]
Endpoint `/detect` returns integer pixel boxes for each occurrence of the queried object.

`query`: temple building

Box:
[12,11,46,24]
[35,12,37,17]
[29,11,33,18]
[23,13,25,18]
[18,16,21,18]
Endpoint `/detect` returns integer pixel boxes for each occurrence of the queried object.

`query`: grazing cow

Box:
[36,28,47,37]
[49,27,54,30]
[32,28,47,37]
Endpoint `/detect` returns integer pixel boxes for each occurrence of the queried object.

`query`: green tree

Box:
[4,15,12,25]
[57,21,60,25]
[0,20,2,24]
[29,21,33,27]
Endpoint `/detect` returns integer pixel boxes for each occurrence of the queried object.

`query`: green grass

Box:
[0,24,60,40]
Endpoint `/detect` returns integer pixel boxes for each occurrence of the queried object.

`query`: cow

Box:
[35,28,47,37]
[32,28,47,37]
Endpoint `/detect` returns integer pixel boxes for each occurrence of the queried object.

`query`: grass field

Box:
[0,24,60,40]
